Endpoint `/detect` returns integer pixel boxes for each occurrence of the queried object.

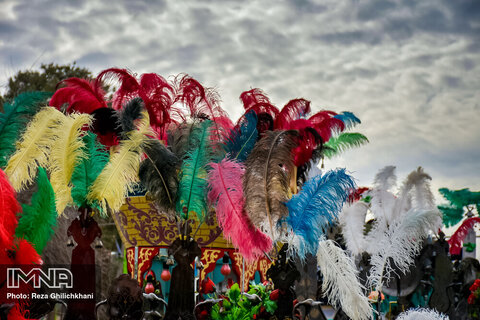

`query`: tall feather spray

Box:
[49,113,92,214]
[88,111,154,214]
[71,132,109,209]
[316,239,373,320]
[285,169,356,258]
[0,92,51,168]
[339,201,369,256]
[5,107,65,191]
[225,110,258,162]
[139,139,179,214]
[0,169,20,250]
[367,208,442,291]
[15,167,56,254]
[208,159,272,261]
[176,120,212,221]
[370,166,397,227]
[393,167,433,219]
[243,130,297,237]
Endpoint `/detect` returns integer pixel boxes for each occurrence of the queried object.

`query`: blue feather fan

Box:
[224,110,258,162]
[286,168,356,258]
[334,112,360,130]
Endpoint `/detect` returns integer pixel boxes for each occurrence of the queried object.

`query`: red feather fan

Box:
[50,78,107,113]
[96,68,143,110]
[208,159,272,261]
[311,117,345,142]
[448,217,480,255]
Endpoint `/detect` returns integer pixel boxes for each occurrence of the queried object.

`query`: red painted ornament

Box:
[220,263,231,276]
[145,282,155,294]
[161,269,171,281]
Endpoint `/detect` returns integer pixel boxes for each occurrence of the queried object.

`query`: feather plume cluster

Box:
[396,308,449,320]
[5,107,65,191]
[0,92,51,168]
[208,159,272,261]
[49,113,92,214]
[87,111,154,213]
[16,167,56,254]
[243,130,297,236]
[285,169,356,258]
[367,208,441,290]
[316,239,373,320]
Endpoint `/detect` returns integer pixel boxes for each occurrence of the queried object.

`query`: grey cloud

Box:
[356,0,397,21]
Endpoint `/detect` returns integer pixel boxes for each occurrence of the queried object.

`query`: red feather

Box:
[50,78,107,113]
[311,117,345,142]
[275,98,311,129]
[348,187,370,203]
[239,88,271,110]
[448,217,480,255]
[308,110,337,124]
[0,169,20,250]
[208,159,272,261]
[13,239,42,265]
[96,68,143,110]
[175,75,232,142]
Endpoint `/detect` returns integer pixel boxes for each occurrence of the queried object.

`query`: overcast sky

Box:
[0,0,479,201]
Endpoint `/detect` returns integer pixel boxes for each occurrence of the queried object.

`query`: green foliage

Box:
[2,62,92,105]
[15,167,57,254]
[210,283,278,320]
[323,132,369,159]
[438,188,480,227]
[71,132,109,209]
[0,92,51,168]
[438,205,464,227]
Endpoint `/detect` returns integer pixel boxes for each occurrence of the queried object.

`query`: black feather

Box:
[118,97,145,137]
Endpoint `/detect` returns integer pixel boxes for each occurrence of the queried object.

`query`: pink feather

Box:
[208,159,272,261]
[448,217,480,255]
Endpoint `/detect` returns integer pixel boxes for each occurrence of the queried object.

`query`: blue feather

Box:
[224,110,258,162]
[334,112,361,130]
[285,168,356,258]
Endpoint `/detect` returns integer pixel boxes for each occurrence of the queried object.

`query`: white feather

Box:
[367,208,442,291]
[373,166,396,191]
[396,308,449,320]
[393,167,433,220]
[339,201,369,256]
[316,239,373,320]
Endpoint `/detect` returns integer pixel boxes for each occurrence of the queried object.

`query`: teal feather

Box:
[176,120,212,221]
[15,167,56,254]
[0,92,51,168]
[71,132,109,209]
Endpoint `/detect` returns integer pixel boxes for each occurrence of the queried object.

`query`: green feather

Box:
[438,205,464,227]
[15,167,57,254]
[438,188,480,209]
[323,132,369,159]
[71,132,109,209]
[0,92,51,168]
[176,120,212,221]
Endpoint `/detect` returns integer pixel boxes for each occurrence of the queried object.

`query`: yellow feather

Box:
[5,107,65,191]
[49,113,92,215]
[87,111,154,214]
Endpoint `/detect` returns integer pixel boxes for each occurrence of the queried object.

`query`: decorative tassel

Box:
[176,120,212,221]
[285,169,356,258]
[5,107,65,191]
[15,167,56,254]
[0,92,51,168]
[87,111,154,214]
[208,159,272,261]
[316,239,372,320]
[49,113,92,214]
